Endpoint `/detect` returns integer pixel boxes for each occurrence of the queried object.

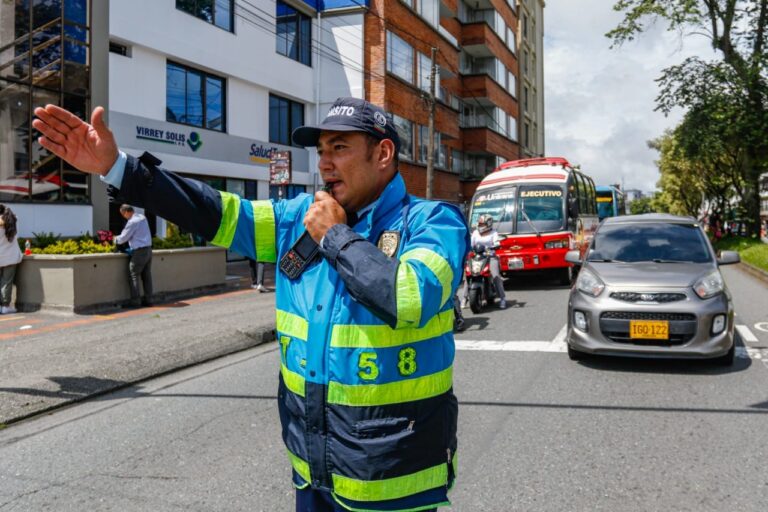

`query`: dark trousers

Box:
[295,488,436,512]
[128,246,153,304]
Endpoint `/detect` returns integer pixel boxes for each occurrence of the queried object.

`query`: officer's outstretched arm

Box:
[321,203,469,329]
[109,153,276,262]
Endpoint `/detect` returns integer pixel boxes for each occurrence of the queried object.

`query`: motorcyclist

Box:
[462,214,507,310]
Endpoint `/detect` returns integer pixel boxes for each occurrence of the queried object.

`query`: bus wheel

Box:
[558,267,573,286]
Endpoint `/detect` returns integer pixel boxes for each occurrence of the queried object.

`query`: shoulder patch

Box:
[377,230,401,258]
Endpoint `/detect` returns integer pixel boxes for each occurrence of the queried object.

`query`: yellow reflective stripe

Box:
[327,367,452,406]
[330,310,454,348]
[400,248,454,308]
[251,200,277,262]
[211,191,240,248]
[281,363,306,397]
[286,449,311,483]
[331,460,449,502]
[276,309,309,340]
[395,261,421,329]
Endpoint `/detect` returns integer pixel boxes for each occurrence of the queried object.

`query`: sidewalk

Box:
[0,262,279,426]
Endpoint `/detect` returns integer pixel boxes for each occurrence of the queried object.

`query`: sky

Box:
[543,1,716,193]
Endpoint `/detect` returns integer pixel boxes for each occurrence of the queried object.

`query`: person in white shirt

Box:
[0,205,22,314]
[115,204,153,308]
[461,214,507,309]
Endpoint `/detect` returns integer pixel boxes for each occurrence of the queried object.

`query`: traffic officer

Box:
[33,97,470,512]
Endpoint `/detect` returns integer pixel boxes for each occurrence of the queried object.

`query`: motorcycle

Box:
[465,243,501,314]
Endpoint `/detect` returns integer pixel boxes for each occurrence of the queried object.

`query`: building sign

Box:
[110,112,309,172]
[250,144,278,164]
[135,126,203,152]
[270,151,292,185]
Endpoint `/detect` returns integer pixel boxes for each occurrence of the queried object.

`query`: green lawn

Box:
[714,236,768,273]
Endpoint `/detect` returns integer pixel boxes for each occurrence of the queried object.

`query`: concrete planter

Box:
[16,246,227,313]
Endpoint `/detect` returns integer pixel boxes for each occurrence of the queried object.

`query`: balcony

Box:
[461,125,519,162]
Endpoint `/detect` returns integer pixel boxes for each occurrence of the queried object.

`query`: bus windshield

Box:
[517,185,566,233]
[469,187,516,234]
[596,191,615,220]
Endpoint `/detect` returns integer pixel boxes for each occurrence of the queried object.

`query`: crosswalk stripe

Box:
[736,325,759,343]
[456,339,566,353]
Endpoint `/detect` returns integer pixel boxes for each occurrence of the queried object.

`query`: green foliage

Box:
[33,239,114,255]
[31,231,60,248]
[714,236,768,272]
[152,222,194,250]
[609,0,768,236]
[629,196,655,214]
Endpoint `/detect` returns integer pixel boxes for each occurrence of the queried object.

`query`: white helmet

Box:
[477,214,493,234]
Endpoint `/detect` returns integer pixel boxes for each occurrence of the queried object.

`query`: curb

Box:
[1,324,277,427]
[736,261,768,286]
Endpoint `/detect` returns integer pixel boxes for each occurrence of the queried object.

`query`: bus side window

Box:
[575,173,588,216]
[586,176,597,214]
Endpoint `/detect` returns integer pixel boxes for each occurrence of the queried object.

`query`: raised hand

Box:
[32,105,119,176]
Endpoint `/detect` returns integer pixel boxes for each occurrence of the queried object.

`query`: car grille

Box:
[601,312,695,321]
[599,311,697,346]
[610,292,687,303]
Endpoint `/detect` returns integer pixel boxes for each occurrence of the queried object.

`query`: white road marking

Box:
[753,322,768,333]
[19,325,32,330]
[455,340,565,352]
[456,324,569,353]
[736,325,759,343]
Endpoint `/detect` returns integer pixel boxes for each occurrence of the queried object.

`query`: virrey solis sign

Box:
[269,151,292,185]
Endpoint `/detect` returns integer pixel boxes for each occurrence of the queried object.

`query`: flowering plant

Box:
[97,230,114,245]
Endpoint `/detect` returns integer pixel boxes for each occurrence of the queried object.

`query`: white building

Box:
[1,0,366,238]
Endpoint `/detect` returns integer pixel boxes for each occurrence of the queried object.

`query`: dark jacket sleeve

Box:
[109,153,223,240]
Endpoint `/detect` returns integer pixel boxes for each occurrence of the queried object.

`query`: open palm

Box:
[32,105,118,176]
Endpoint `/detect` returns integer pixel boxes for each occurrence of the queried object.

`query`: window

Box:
[523,13,528,38]
[176,0,233,32]
[418,52,439,92]
[507,70,516,97]
[418,125,440,164]
[452,150,464,174]
[524,121,530,147]
[109,42,129,57]
[276,0,312,66]
[269,94,304,146]
[506,26,516,54]
[386,31,414,83]
[166,62,226,132]
[508,116,518,141]
[392,115,414,161]
[524,85,529,112]
[523,49,529,75]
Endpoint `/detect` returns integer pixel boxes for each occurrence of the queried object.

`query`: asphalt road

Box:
[1,266,767,511]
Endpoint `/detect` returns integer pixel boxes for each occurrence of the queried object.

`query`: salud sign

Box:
[269,151,292,185]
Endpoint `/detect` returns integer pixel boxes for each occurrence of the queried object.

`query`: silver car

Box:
[565,214,740,365]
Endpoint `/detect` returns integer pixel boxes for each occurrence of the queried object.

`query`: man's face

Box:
[316,131,386,213]
[120,210,132,220]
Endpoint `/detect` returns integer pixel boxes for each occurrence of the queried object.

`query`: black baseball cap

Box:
[292,97,401,154]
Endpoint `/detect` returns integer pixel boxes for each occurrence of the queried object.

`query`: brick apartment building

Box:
[360,0,544,209]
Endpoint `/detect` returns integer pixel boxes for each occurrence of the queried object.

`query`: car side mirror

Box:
[565,250,582,265]
[717,250,740,265]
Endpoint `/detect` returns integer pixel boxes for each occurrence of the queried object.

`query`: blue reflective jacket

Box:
[113,153,470,511]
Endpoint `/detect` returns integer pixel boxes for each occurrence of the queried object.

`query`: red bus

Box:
[467,157,599,284]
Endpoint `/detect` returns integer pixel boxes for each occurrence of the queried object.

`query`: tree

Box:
[629,196,656,214]
[608,0,768,235]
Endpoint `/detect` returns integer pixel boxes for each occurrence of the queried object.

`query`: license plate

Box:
[629,320,669,340]
[507,258,523,270]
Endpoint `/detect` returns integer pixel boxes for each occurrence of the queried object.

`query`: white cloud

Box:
[544,0,715,192]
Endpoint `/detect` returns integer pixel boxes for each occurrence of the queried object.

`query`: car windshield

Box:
[469,187,516,233]
[516,185,566,233]
[588,222,712,263]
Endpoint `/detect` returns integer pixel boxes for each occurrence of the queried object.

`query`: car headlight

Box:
[575,268,605,297]
[693,271,724,299]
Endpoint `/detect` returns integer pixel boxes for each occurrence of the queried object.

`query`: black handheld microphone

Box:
[278,185,332,280]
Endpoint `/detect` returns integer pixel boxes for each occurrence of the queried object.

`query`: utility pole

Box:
[425,47,437,200]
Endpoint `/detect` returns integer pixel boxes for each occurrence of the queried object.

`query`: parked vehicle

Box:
[465,243,501,313]
[467,157,599,286]
[565,214,740,365]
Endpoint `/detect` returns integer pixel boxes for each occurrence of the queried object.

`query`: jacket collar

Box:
[354,173,407,237]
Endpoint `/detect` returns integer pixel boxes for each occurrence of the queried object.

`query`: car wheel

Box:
[469,288,482,314]
[712,343,735,367]
[567,343,584,361]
